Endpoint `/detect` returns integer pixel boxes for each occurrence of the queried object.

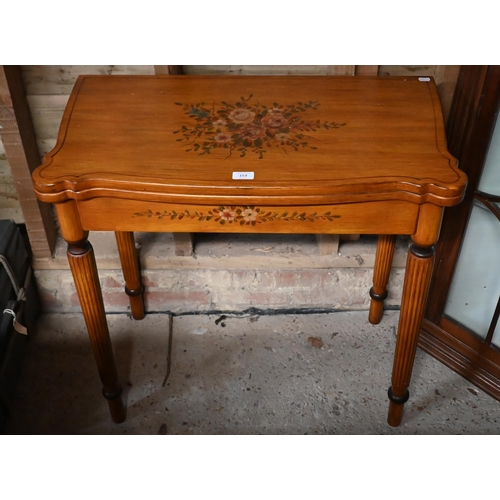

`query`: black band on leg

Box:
[67,240,92,256]
[410,244,434,259]
[102,385,123,401]
[370,287,388,302]
[125,284,145,297]
[388,387,410,405]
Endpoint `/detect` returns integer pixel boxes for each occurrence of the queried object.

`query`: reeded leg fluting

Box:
[369,234,397,325]
[387,243,435,427]
[67,238,126,423]
[115,231,145,320]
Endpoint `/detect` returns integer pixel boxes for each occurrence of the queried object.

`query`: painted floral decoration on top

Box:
[173,95,346,159]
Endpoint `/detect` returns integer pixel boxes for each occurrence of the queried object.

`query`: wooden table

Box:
[32,75,467,427]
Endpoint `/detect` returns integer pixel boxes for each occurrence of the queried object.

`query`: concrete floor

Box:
[5,309,500,434]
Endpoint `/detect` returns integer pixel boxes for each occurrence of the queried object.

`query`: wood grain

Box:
[152,65,194,257]
[115,231,145,320]
[388,243,434,426]
[172,232,195,256]
[77,199,419,235]
[316,234,339,255]
[30,74,468,427]
[32,75,466,207]
[369,235,397,324]
[326,66,355,76]
[420,66,500,406]
[426,66,498,321]
[0,65,57,257]
[356,66,379,76]
[67,240,125,423]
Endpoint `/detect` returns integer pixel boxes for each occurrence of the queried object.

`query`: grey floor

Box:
[5,309,500,434]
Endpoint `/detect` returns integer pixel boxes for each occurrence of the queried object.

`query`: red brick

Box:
[140,275,157,287]
[103,291,131,308]
[276,270,321,289]
[102,276,124,288]
[144,290,210,310]
[247,291,288,306]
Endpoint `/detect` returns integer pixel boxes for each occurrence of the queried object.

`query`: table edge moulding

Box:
[31,74,467,427]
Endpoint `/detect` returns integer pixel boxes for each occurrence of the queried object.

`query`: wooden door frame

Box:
[419,65,500,400]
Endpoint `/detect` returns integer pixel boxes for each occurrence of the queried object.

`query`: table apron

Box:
[77,198,419,235]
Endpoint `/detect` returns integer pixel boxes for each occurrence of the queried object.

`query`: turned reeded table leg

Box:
[56,201,126,422]
[115,231,145,320]
[386,204,443,426]
[387,242,435,427]
[369,235,397,325]
[67,238,126,423]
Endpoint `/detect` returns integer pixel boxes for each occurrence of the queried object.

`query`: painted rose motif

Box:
[214,133,232,144]
[261,114,288,129]
[229,109,256,123]
[212,119,227,127]
[240,124,266,141]
[275,133,290,142]
[173,95,346,159]
[220,208,235,221]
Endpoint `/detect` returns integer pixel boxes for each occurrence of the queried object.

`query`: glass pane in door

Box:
[444,112,500,345]
[444,200,500,341]
[478,111,500,195]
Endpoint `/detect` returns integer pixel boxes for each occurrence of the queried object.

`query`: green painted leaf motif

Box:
[134,206,342,225]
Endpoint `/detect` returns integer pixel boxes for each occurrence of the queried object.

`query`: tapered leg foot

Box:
[67,238,126,424]
[115,231,145,320]
[387,243,434,427]
[369,235,397,324]
[387,387,409,427]
[103,386,126,423]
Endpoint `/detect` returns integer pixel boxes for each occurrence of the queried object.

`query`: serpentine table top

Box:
[32,75,467,427]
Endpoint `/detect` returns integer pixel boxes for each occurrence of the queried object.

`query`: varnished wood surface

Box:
[388,243,435,426]
[67,240,125,423]
[115,231,145,320]
[369,235,397,324]
[419,318,500,402]
[77,198,419,234]
[30,74,469,427]
[32,75,466,206]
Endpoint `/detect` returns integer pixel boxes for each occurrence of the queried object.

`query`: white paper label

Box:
[232,171,254,180]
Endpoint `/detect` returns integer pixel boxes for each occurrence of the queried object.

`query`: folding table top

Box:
[32,75,466,206]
